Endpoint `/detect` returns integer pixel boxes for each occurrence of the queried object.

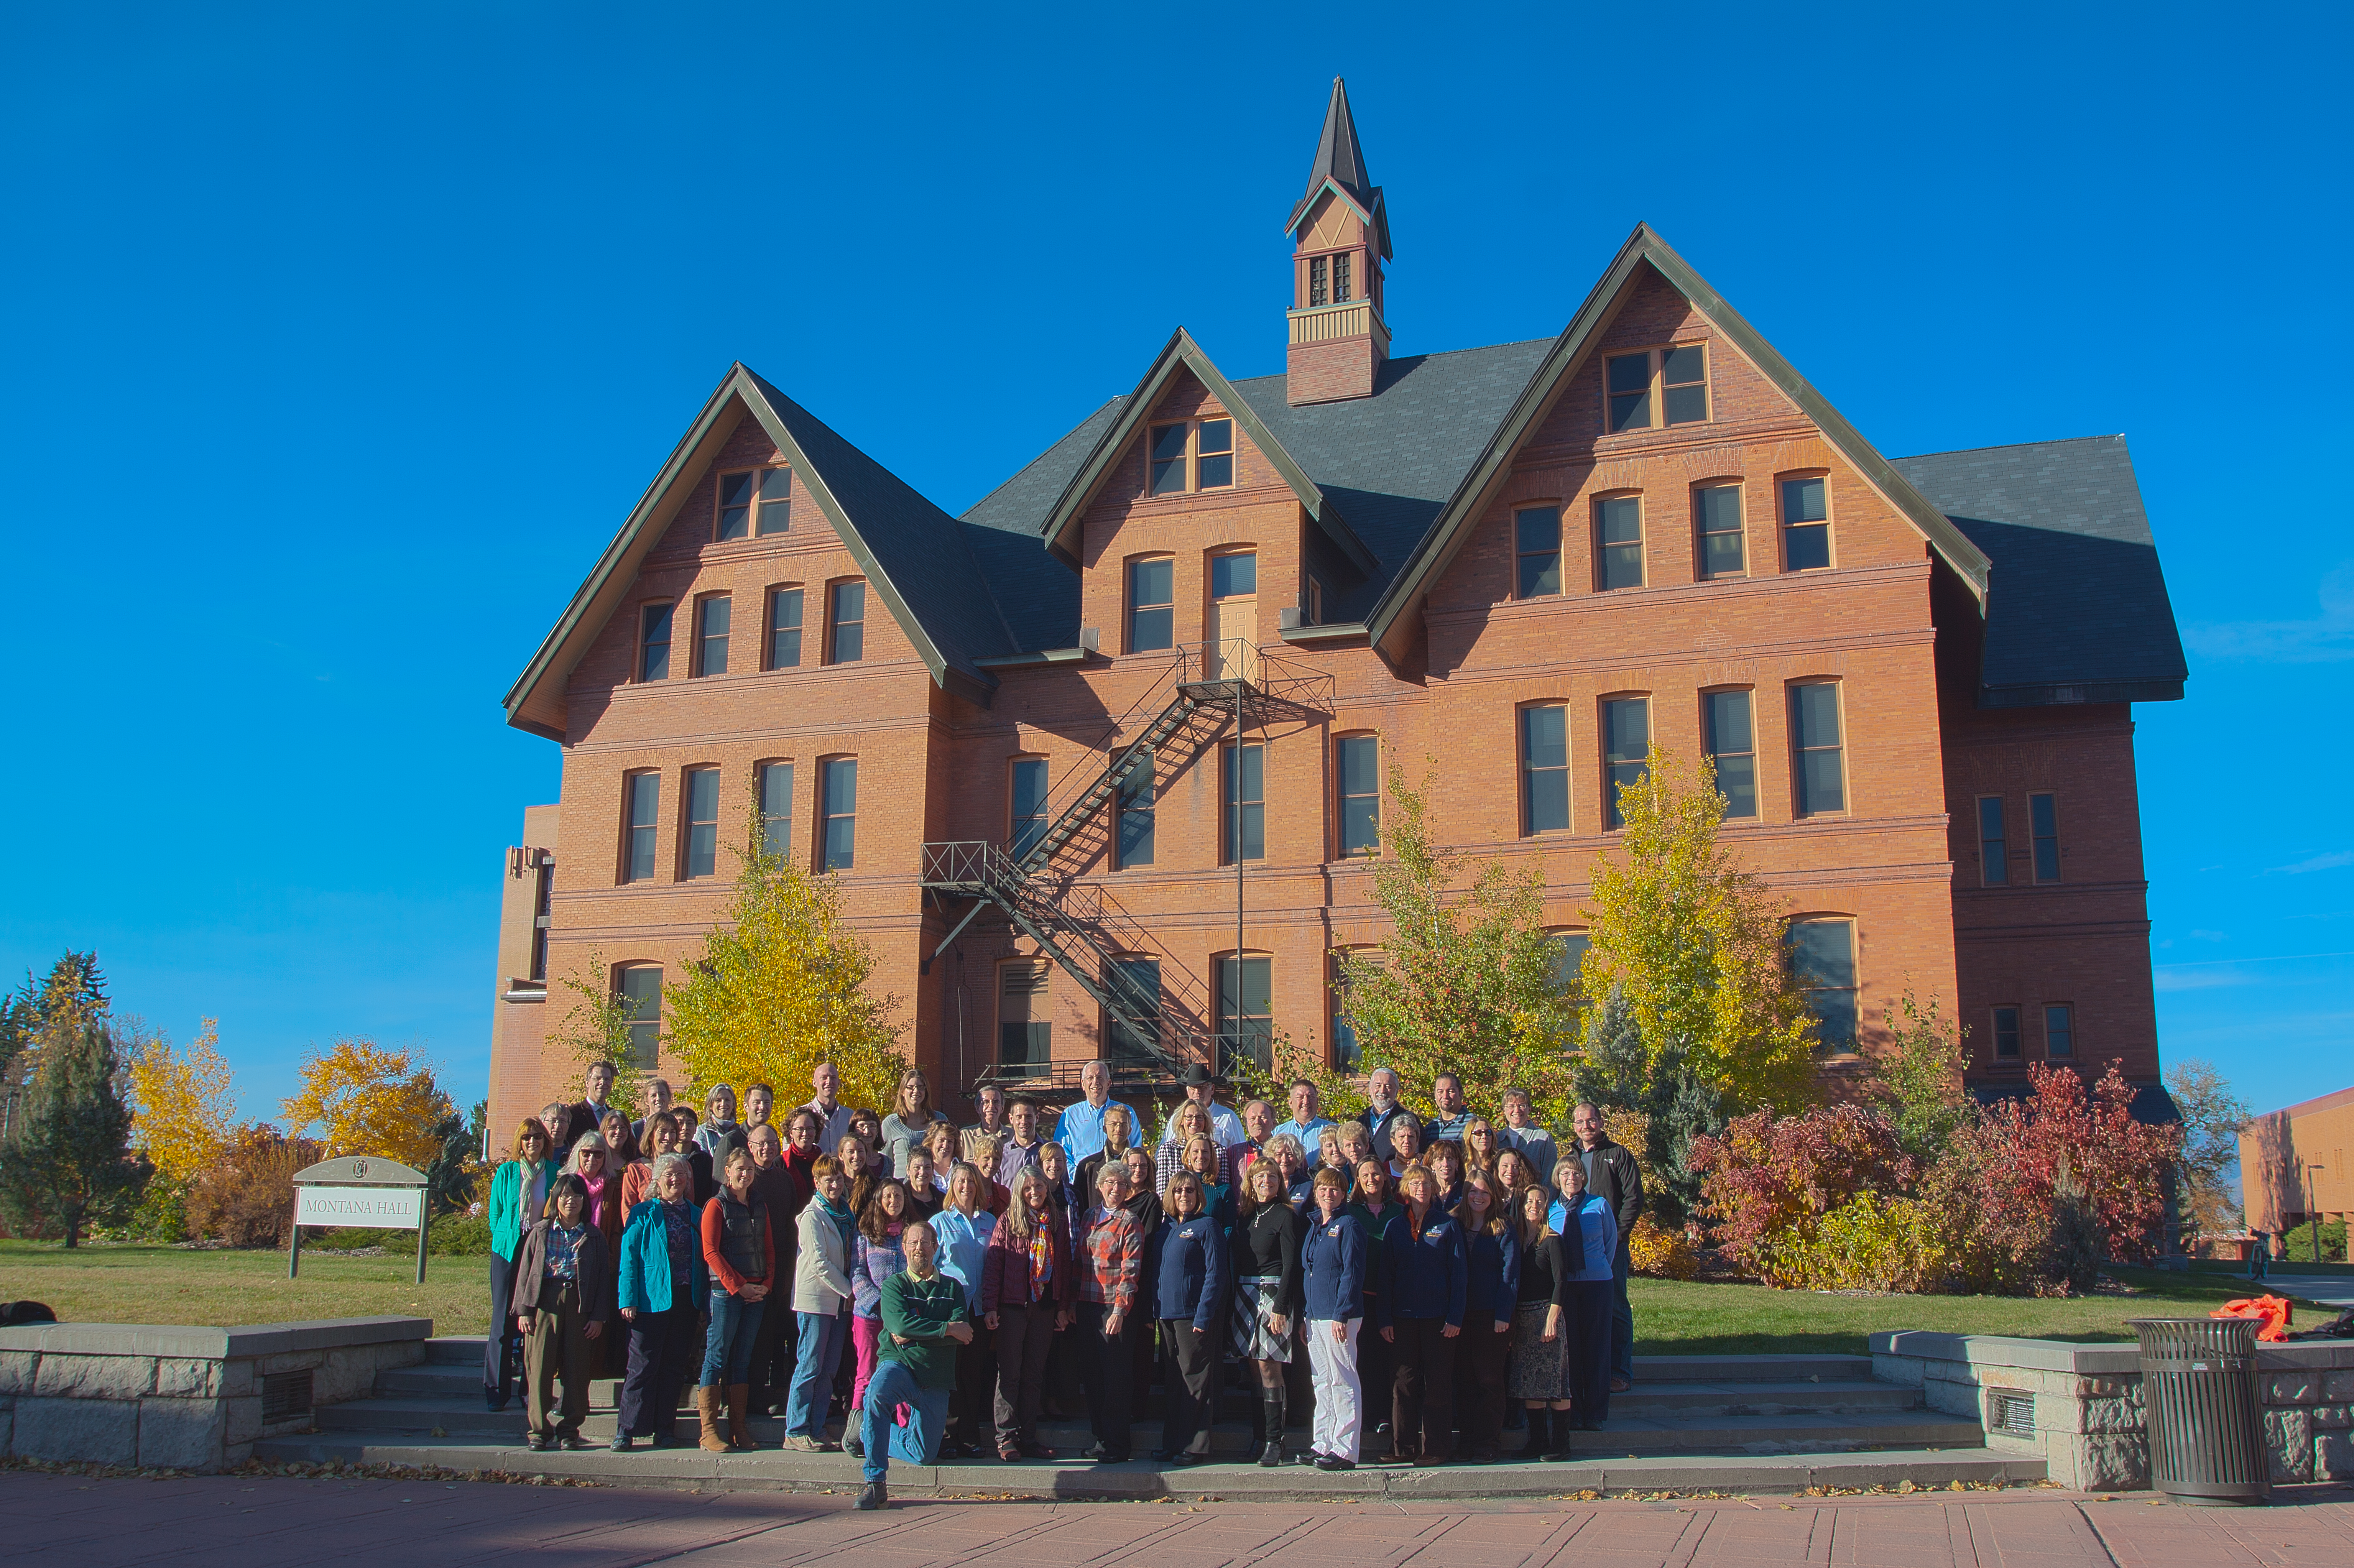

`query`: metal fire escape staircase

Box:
[919,642,1333,1086]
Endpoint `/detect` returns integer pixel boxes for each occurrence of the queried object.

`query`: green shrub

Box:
[2281,1217,2348,1264]
[1777,1191,1954,1294]
[428,1211,491,1256]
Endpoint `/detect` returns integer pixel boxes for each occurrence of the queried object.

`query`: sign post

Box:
[289,1155,434,1285]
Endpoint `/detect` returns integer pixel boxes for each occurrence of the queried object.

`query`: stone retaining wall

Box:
[1871,1330,2354,1490]
[0,1317,427,1471]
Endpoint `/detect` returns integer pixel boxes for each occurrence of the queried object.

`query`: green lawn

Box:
[1629,1266,2334,1357]
[3,1243,2331,1355]
[0,1240,488,1334]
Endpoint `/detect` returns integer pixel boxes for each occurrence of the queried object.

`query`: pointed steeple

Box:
[1287,78,1390,258]
[1284,77,1390,405]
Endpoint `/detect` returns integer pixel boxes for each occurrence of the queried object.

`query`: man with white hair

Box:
[1356,1067,1408,1162]
[1053,1060,1141,1163]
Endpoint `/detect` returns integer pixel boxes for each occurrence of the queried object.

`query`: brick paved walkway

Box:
[3,1473,2349,1566]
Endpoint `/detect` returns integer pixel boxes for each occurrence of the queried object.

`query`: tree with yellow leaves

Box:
[662,817,907,1118]
[279,1038,454,1171]
[1580,746,1819,1116]
[127,1017,240,1187]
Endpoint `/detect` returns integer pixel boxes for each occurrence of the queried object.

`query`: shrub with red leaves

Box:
[1689,1103,1916,1286]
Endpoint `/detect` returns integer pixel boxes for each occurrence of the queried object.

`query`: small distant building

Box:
[2240,1085,2354,1241]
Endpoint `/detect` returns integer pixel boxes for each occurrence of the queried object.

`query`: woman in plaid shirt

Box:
[1073,1161,1144,1462]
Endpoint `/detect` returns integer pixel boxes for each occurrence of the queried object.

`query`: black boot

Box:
[1544,1407,1575,1462]
[1258,1389,1285,1467]
[1522,1408,1549,1461]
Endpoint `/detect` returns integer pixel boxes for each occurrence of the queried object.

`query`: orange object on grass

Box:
[2211,1295,2293,1341]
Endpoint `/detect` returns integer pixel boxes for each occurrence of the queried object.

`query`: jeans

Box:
[785,1307,848,1437]
[859,1359,950,1486]
[1610,1243,1634,1380]
[700,1289,766,1388]
[1304,1317,1362,1462]
[618,1301,699,1439]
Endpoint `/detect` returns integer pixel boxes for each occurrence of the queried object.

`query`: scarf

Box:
[515,1159,546,1232]
[1558,1194,1585,1263]
[1026,1215,1055,1296]
[819,1194,855,1246]
[580,1171,608,1229]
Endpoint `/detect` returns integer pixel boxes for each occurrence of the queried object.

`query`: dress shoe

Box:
[608,1432,632,1451]
[1020,1441,1056,1460]
[524,1433,549,1451]
[558,1433,592,1451]
[1314,1454,1355,1471]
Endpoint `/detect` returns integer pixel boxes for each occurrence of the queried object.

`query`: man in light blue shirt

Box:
[1272,1078,1337,1161]
[1052,1059,1140,1164]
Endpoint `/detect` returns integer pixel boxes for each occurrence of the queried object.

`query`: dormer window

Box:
[716,466,791,541]
[1605,345,1709,432]
[1147,418,1236,496]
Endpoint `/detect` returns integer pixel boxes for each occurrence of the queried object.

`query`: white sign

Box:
[294,1184,426,1229]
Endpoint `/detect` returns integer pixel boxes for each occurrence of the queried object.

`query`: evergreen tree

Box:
[1571,986,1722,1227]
[0,1017,145,1246]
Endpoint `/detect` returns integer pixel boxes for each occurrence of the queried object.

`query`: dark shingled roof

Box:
[1891,436,2186,707]
[749,371,1019,680]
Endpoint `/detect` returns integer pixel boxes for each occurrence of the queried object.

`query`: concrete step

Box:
[249,1432,2041,1498]
[422,1338,1877,1388]
[313,1395,1980,1459]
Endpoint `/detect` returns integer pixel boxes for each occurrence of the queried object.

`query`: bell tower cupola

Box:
[1284,77,1392,406]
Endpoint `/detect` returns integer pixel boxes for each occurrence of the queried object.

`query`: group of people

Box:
[483,1057,1645,1510]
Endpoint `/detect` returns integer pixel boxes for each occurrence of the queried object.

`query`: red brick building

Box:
[487,81,2186,1134]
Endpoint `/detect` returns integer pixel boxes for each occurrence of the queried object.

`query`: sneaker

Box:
[608,1432,632,1452]
[844,1433,865,1459]
[854,1481,887,1511]
[782,1434,824,1453]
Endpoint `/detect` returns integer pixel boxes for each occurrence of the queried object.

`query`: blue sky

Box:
[2,4,2345,1124]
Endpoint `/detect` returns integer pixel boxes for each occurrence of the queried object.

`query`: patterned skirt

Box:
[1507,1300,1572,1401]
[1229,1275,1292,1363]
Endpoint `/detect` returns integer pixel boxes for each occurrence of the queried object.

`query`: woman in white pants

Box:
[1298,1167,1368,1469]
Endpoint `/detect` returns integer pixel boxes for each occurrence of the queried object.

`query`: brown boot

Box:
[696,1386,728,1452]
[725,1384,756,1451]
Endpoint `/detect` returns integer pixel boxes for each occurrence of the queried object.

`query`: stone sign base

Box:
[0,1318,428,1471]
[1872,1330,2354,1490]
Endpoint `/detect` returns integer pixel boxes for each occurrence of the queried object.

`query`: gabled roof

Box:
[1286,76,1391,260]
[505,366,1013,738]
[1892,436,2186,707]
[1358,224,1994,662]
[1036,328,1379,577]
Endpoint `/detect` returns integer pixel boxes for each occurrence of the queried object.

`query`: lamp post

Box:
[2309,1164,2328,1264]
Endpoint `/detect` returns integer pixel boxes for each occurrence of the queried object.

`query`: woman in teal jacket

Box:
[486,1118,553,1410]
[613,1152,711,1450]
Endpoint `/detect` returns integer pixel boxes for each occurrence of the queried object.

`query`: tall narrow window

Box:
[1555,931,1591,1042]
[998,962,1050,1073]
[1791,683,1846,815]
[1211,552,1257,598]
[1605,352,1651,431]
[529,859,552,981]
[1149,424,1189,495]
[639,603,672,682]
[1522,705,1570,834]
[1705,690,1756,819]
[2030,794,2061,882]
[758,761,793,858]
[1992,1004,2022,1060]
[1782,477,1830,571]
[1789,919,1859,1054]
[1336,733,1380,855]
[1515,506,1562,598]
[1196,419,1234,490]
[1216,954,1274,1075]
[1331,951,1366,1072]
[1978,797,2009,886]
[1596,496,1644,590]
[1105,956,1161,1063]
[1115,747,1154,868]
[622,772,659,883]
[1332,252,1352,302]
[2044,1003,2074,1059]
[1223,741,1265,863]
[695,595,730,677]
[716,472,755,541]
[767,587,803,669]
[756,467,792,535]
[1129,558,1174,651]
[1696,484,1744,579]
[682,766,720,879]
[616,965,662,1069]
[1011,758,1049,859]
[1661,345,1708,424]
[1603,697,1649,829]
[821,758,857,871]
[828,581,865,664]
[1308,255,1329,307]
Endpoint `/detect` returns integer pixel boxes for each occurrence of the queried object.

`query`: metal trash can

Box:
[2130,1317,2271,1505]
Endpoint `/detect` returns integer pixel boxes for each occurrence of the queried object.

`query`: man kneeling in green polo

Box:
[855,1216,973,1510]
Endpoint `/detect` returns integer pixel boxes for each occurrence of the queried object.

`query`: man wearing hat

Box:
[1157,1062,1247,1151]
